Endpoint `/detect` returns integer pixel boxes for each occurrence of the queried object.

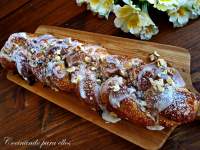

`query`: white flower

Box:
[113,4,142,34]
[87,0,114,18]
[139,12,159,40]
[189,0,200,19]
[147,0,186,11]
[167,0,200,27]
[168,6,190,27]
[139,4,159,40]
[113,1,158,40]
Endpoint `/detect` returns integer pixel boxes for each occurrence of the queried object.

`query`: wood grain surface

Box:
[0,1,200,150]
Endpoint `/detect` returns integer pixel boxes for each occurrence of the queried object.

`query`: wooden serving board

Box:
[6,25,197,150]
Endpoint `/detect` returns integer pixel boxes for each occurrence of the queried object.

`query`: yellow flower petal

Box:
[127,14,140,29]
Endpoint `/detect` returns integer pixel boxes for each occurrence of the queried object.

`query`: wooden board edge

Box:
[35,25,188,53]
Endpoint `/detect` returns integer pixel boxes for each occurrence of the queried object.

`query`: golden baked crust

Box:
[1,32,199,130]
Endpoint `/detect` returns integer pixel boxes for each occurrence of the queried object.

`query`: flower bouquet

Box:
[76,0,200,40]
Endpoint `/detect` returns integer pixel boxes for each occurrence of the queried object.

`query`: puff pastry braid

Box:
[1,33,199,130]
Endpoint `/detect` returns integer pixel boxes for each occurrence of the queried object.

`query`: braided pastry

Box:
[1,33,199,130]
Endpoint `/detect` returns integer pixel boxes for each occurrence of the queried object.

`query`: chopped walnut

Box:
[65,37,72,44]
[167,68,176,75]
[162,70,168,75]
[149,78,165,92]
[120,69,128,77]
[84,56,91,63]
[111,84,120,92]
[91,66,96,71]
[140,100,147,107]
[96,79,101,84]
[77,45,83,51]
[157,84,165,92]
[66,66,76,73]
[71,75,82,84]
[149,54,156,62]
[124,61,132,69]
[149,51,160,62]
[60,63,65,69]
[154,51,160,57]
[166,77,174,85]
[55,49,61,55]
[99,55,106,62]
[156,59,167,68]
[55,55,61,61]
